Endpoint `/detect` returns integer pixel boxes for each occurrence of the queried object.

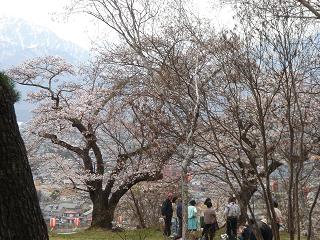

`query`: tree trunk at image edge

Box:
[0,74,48,240]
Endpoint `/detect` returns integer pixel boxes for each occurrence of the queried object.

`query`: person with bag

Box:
[224,196,240,240]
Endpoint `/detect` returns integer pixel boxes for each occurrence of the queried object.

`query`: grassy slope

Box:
[50,228,306,240]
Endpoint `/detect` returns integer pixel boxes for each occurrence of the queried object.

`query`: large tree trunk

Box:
[87,168,164,230]
[0,76,48,240]
[90,190,116,229]
[91,206,115,229]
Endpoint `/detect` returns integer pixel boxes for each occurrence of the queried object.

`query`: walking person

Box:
[224,196,240,240]
[161,192,174,237]
[202,201,217,240]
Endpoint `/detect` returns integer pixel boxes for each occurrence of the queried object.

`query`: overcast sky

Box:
[2,0,234,123]
[0,0,97,49]
[0,0,234,49]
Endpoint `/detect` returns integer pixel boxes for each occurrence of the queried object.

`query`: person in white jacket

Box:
[224,196,240,240]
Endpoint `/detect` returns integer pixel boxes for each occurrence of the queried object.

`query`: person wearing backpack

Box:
[161,192,174,237]
[224,196,240,240]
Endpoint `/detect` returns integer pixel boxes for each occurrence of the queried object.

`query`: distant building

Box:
[63,210,82,224]
[42,201,84,224]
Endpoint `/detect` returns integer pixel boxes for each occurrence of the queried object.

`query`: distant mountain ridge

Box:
[0,17,90,122]
[0,17,89,68]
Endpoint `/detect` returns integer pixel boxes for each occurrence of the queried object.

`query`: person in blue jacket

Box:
[188,200,198,231]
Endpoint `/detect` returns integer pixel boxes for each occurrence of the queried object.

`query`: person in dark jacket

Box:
[258,219,273,240]
[241,218,273,240]
[162,193,174,237]
[240,222,254,240]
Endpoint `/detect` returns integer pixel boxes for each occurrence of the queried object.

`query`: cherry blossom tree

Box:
[7,56,179,229]
[205,2,320,239]
[63,1,225,238]
[9,0,320,238]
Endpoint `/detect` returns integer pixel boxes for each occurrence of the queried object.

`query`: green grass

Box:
[49,228,163,240]
[279,232,307,240]
[50,228,307,240]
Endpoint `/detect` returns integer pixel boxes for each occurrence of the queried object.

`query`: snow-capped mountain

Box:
[0,17,90,122]
[0,17,89,68]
